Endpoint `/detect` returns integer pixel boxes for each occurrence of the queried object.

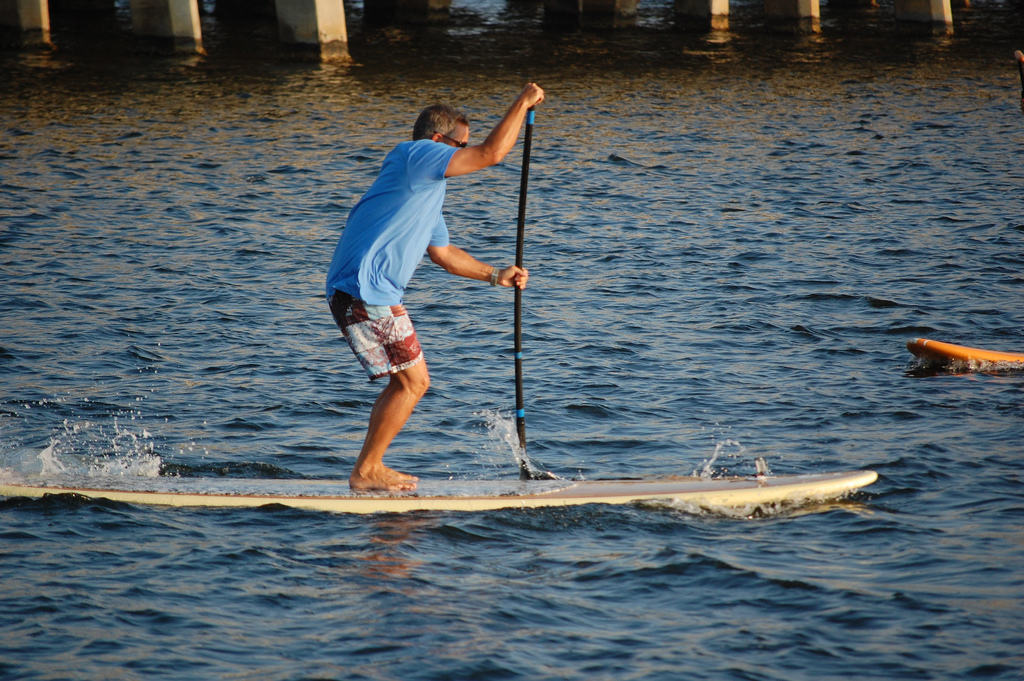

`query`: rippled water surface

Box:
[2,1,1024,679]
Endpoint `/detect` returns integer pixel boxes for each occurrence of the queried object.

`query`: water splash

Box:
[694,437,775,481]
[696,438,745,479]
[37,442,67,476]
[474,409,557,479]
[34,416,162,478]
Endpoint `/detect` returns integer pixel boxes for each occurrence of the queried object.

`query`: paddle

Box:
[1016,50,1024,113]
[513,107,549,480]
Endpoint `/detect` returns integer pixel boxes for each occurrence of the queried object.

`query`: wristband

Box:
[489,268,499,286]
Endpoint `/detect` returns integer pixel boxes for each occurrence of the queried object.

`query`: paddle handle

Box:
[514,108,534,474]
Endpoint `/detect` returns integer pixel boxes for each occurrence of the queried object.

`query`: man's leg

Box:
[350,359,430,492]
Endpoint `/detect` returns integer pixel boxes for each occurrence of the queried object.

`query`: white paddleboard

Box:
[0,470,877,515]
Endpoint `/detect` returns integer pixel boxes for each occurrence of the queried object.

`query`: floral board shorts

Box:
[329,290,424,381]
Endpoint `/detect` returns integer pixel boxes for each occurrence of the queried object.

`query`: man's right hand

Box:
[444,83,546,178]
[518,82,545,110]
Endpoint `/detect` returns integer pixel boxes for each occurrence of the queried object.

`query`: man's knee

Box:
[392,363,429,398]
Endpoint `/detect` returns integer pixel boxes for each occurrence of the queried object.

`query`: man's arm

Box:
[444,83,545,178]
[427,244,529,289]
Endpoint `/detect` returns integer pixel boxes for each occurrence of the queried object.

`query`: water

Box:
[2,1,1024,679]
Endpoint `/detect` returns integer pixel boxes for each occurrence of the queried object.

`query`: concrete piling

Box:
[764,0,821,32]
[675,0,729,31]
[128,0,204,53]
[0,0,52,47]
[894,0,953,34]
[0,0,963,58]
[274,0,350,61]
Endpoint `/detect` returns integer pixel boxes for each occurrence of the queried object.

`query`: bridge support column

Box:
[894,0,953,33]
[675,0,729,31]
[764,0,820,32]
[128,0,203,53]
[274,0,350,61]
[0,0,52,47]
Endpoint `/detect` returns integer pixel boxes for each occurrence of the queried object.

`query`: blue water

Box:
[3,1,1024,679]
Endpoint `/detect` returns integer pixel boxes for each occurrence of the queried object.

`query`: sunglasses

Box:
[434,132,468,148]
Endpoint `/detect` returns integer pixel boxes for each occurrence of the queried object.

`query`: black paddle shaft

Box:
[1018,53,1024,98]
[514,108,534,476]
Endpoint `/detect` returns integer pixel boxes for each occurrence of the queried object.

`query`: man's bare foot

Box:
[350,464,418,493]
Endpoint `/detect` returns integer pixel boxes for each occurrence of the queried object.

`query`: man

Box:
[326,83,545,492]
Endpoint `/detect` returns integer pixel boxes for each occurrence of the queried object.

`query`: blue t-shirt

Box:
[326,139,458,305]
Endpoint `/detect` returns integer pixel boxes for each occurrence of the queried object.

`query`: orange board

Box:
[907,338,1024,367]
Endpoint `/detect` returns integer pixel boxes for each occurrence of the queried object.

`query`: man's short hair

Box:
[412,104,469,141]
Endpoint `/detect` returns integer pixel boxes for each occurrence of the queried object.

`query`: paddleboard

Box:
[907,338,1024,369]
[0,470,877,515]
